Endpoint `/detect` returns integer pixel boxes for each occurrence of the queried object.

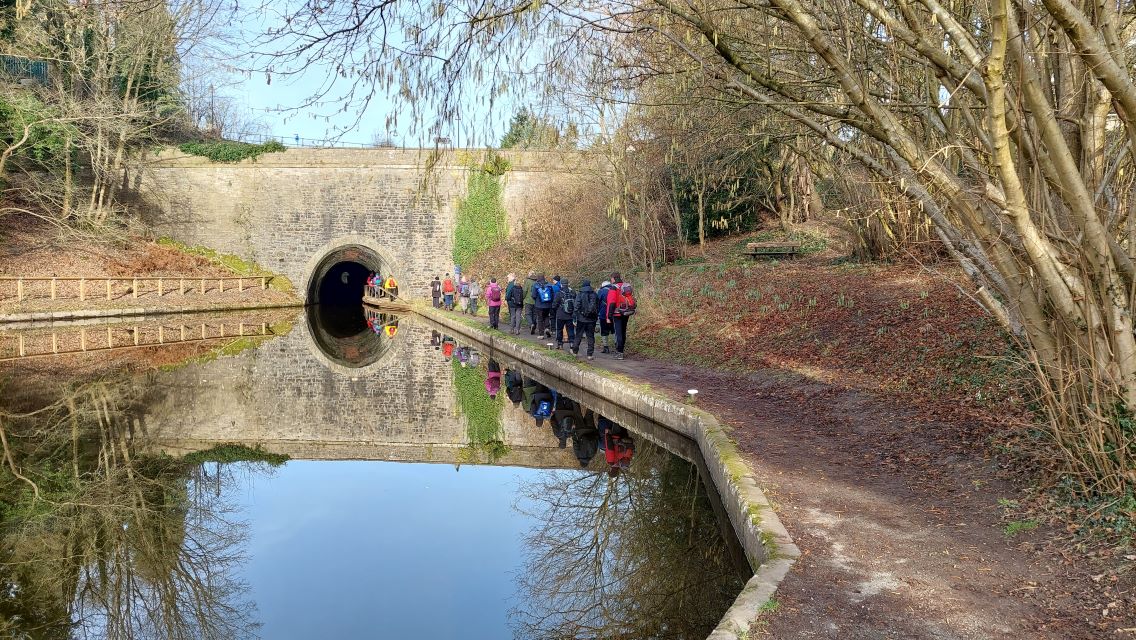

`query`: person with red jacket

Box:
[604,272,636,360]
[442,274,456,310]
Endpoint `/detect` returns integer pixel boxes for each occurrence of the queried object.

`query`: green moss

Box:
[452,357,506,451]
[180,444,289,467]
[156,237,294,293]
[177,139,286,163]
[453,165,508,268]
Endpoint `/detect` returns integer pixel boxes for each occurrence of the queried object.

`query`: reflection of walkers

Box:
[431,330,442,349]
[571,279,600,359]
[552,396,579,449]
[442,275,456,310]
[442,336,456,359]
[599,417,635,475]
[486,278,502,329]
[504,370,524,406]
[572,413,600,467]
[485,359,502,399]
[505,273,524,334]
[431,276,442,308]
[530,385,556,427]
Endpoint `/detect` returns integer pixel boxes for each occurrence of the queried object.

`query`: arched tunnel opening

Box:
[306,244,400,368]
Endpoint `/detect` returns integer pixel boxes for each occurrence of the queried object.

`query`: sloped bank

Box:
[416,305,799,639]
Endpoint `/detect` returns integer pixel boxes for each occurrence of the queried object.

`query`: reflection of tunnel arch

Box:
[303,238,404,370]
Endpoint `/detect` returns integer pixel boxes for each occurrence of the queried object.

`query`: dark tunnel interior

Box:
[314,261,372,338]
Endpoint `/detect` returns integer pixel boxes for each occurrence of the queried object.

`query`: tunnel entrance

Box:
[317,261,370,306]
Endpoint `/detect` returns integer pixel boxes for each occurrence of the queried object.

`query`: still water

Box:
[0,305,750,639]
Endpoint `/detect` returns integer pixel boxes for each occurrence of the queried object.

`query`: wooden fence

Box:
[0,319,277,361]
[0,275,274,303]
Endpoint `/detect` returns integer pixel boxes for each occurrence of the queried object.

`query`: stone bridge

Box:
[132,148,606,304]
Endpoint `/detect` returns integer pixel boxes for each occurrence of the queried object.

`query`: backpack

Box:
[509,282,524,305]
[559,287,576,315]
[534,398,553,418]
[460,282,470,297]
[576,290,599,319]
[537,284,553,303]
[487,284,501,303]
[615,284,637,317]
[431,280,441,295]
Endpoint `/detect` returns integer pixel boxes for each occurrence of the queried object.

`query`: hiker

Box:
[572,411,600,467]
[552,396,582,449]
[523,271,538,334]
[505,273,525,334]
[485,359,502,399]
[552,278,576,349]
[598,416,635,476]
[486,278,503,329]
[571,279,600,360]
[530,384,556,427]
[596,280,615,353]
[605,273,636,360]
[504,369,525,407]
[431,330,442,348]
[532,273,555,338]
[551,275,563,296]
[431,276,442,308]
[459,276,471,313]
[442,274,456,310]
[384,274,399,299]
[442,336,456,359]
[469,278,482,316]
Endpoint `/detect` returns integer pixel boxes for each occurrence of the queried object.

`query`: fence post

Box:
[106,279,112,300]
[158,278,163,297]
[158,326,164,344]
[106,327,112,348]
[219,278,224,293]
[133,278,138,298]
[50,278,56,300]
[261,276,267,290]
[180,325,186,341]
[17,335,24,357]
[200,278,205,295]
[79,278,85,301]
[51,333,58,354]
[16,278,22,302]
[80,329,87,351]
[238,277,244,292]
[133,327,139,346]
[180,278,185,295]
[201,323,206,339]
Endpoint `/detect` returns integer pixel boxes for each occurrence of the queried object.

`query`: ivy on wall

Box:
[177,140,286,163]
[451,358,507,463]
[453,153,509,267]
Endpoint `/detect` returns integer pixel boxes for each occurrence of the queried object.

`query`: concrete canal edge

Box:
[0,303,304,327]
[416,305,800,639]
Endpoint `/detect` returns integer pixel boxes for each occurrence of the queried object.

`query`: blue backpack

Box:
[535,399,553,418]
[537,284,553,303]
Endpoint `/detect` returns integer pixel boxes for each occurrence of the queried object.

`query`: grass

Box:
[156,237,294,293]
[1003,519,1040,537]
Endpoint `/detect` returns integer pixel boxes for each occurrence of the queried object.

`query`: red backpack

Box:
[615,283,637,316]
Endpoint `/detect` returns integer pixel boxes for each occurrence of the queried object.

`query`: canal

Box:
[0,306,752,639]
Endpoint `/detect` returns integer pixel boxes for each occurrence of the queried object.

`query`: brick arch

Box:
[302,236,403,304]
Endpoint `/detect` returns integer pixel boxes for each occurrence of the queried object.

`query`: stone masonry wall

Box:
[131,148,607,301]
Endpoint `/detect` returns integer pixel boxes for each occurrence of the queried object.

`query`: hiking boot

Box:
[587,355,594,361]
[602,346,610,354]
[614,352,625,360]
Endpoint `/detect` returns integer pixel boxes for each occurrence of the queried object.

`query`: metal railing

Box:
[236,132,399,149]
[0,320,276,361]
[0,275,275,303]
[0,54,49,85]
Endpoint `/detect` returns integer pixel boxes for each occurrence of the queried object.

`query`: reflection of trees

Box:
[511,439,748,639]
[0,378,259,639]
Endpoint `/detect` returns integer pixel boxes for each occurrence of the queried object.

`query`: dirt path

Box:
[484,316,1133,639]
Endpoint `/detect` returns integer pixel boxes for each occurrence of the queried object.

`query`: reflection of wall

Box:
[142,315,577,467]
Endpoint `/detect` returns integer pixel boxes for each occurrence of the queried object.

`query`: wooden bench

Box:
[744,241,802,259]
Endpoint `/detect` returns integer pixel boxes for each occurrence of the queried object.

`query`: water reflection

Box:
[0,379,260,639]
[304,305,400,368]
[0,310,750,639]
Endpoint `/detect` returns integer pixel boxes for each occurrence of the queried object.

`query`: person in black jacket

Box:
[551,278,577,349]
[570,280,600,359]
[430,275,442,308]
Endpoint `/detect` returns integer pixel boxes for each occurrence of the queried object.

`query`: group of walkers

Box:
[430,271,637,360]
[366,273,399,299]
[430,331,636,475]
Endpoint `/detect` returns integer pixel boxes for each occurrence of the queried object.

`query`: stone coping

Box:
[415,305,800,639]
[0,303,303,327]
